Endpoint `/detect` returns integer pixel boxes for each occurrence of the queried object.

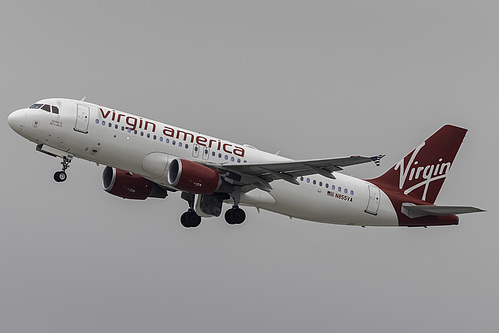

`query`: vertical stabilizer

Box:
[370,125,467,204]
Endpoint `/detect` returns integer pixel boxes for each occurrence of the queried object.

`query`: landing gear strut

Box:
[54,155,72,183]
[225,188,246,225]
[180,192,201,228]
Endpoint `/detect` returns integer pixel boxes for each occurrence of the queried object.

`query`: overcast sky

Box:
[1,1,498,332]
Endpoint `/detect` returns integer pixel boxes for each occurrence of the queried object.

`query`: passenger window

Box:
[52,106,59,114]
[42,104,51,112]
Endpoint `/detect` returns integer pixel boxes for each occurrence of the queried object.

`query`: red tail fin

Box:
[370,125,467,204]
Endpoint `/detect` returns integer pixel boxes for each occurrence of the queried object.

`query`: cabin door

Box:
[365,185,381,215]
[74,104,90,133]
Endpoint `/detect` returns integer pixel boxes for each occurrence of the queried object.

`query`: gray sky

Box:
[1,1,497,332]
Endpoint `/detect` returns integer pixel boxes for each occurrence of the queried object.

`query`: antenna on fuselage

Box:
[80,96,86,102]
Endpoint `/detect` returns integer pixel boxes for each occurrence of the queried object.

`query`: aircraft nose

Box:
[8,109,26,133]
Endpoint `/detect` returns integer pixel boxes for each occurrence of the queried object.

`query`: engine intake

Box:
[168,158,232,194]
[102,166,167,200]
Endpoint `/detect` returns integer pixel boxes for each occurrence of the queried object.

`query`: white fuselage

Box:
[9,98,398,226]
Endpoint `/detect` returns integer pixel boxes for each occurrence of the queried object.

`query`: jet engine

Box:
[167,158,233,194]
[102,166,168,200]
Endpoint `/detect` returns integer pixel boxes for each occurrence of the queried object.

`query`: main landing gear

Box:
[181,210,202,228]
[54,155,72,183]
[225,188,246,225]
[180,192,202,228]
[179,192,247,228]
[225,206,246,225]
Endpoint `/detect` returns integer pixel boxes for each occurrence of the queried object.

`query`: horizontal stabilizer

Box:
[402,203,485,218]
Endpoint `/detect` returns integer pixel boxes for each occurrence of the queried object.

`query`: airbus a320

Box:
[8,98,484,228]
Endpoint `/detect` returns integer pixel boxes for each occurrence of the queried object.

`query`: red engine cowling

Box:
[168,158,229,194]
[102,166,168,200]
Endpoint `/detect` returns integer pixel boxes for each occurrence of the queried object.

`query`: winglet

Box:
[370,154,385,166]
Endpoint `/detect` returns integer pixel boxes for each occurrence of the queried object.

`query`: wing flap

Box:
[220,155,382,183]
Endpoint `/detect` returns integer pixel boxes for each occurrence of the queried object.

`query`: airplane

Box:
[7,98,484,228]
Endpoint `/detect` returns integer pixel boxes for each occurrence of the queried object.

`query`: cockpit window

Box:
[29,103,60,114]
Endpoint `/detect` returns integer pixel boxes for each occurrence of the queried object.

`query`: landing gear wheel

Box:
[181,211,202,228]
[225,207,246,225]
[53,155,72,183]
[54,171,67,182]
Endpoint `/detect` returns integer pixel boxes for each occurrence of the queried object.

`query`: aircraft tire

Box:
[225,208,246,225]
[181,211,201,228]
[54,171,67,182]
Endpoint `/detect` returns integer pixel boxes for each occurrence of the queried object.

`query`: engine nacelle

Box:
[168,158,232,194]
[102,166,168,200]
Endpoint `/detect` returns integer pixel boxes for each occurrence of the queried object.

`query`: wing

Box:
[214,155,384,191]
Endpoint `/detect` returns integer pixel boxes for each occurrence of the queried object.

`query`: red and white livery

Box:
[8,98,484,228]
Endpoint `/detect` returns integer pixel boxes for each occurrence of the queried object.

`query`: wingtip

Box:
[370,154,385,166]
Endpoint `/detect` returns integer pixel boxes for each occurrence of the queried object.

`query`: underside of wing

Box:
[214,155,384,191]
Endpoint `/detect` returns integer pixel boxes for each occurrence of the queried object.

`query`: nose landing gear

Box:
[54,155,72,182]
